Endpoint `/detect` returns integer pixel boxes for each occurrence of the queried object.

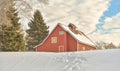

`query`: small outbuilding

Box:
[36,23,96,52]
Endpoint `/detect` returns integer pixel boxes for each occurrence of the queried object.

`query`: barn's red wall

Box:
[37,25,67,52]
[77,42,96,51]
[67,32,77,51]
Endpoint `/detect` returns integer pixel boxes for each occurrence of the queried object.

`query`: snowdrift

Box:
[0,49,120,71]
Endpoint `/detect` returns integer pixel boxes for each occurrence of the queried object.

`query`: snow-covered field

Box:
[0,49,120,71]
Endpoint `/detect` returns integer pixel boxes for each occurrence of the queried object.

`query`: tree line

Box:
[0,4,49,51]
[96,41,120,50]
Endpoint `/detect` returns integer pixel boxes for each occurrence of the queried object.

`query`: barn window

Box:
[51,37,57,43]
[82,47,86,50]
[59,31,64,35]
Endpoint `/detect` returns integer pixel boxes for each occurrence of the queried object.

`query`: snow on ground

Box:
[0,49,120,71]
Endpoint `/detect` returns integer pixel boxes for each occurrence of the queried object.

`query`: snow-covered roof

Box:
[34,23,96,48]
[59,24,96,46]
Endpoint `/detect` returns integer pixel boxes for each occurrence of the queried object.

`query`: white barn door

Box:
[58,45,64,52]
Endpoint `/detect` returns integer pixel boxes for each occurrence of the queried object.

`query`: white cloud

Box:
[104,13,120,30]
[89,13,120,45]
[38,0,110,33]
[89,31,120,46]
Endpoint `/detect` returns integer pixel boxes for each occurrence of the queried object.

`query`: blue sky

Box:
[95,0,120,34]
[101,0,120,20]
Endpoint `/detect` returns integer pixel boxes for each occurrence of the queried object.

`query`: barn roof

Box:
[59,24,96,47]
[34,23,96,48]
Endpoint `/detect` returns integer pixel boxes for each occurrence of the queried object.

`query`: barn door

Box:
[58,45,64,52]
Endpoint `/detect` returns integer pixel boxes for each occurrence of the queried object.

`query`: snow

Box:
[0,49,120,71]
[59,24,95,46]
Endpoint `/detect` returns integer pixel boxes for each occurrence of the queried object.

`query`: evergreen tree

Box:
[1,5,26,51]
[26,10,49,51]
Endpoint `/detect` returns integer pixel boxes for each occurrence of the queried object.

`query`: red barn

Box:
[36,23,96,52]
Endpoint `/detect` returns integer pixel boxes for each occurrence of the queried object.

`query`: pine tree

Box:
[1,5,26,51]
[26,10,49,51]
